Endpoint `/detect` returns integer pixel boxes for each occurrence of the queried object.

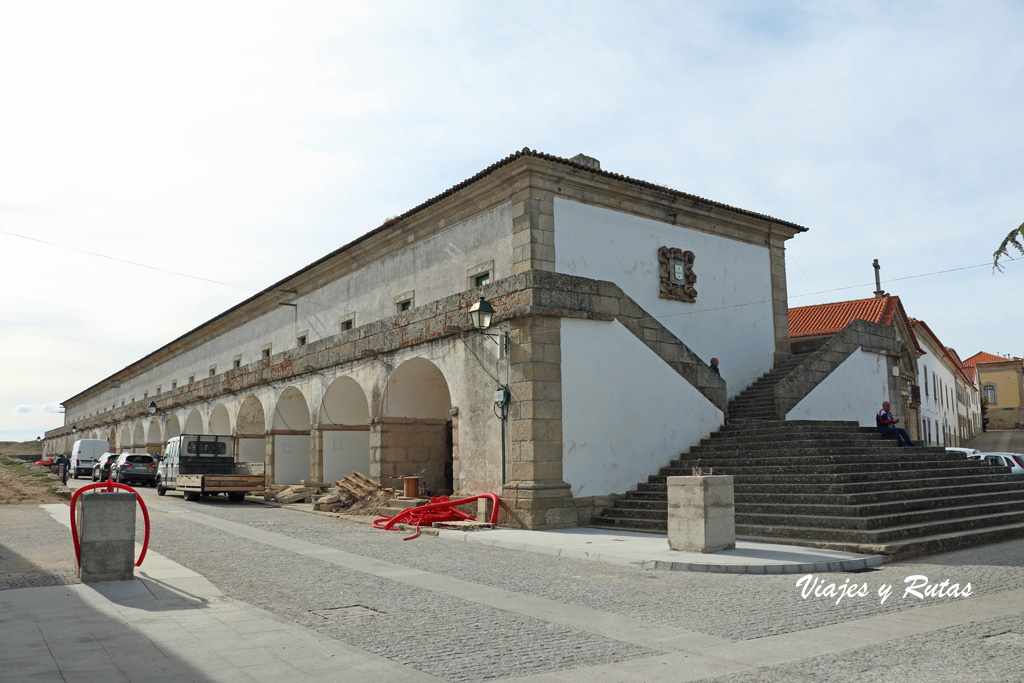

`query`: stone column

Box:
[264,433,275,485]
[769,231,792,363]
[310,425,324,483]
[369,419,384,484]
[501,315,574,529]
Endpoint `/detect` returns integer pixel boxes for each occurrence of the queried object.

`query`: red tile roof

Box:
[790,296,887,334]
[962,351,1021,369]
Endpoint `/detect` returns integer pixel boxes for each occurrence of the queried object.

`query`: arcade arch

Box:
[184,408,204,434]
[381,358,453,493]
[209,403,231,436]
[237,395,266,464]
[132,423,145,454]
[273,387,311,484]
[319,377,371,484]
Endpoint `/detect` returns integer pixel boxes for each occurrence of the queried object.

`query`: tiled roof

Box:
[789,295,922,352]
[962,351,1021,369]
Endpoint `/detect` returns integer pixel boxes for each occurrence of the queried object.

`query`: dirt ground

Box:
[0,456,69,505]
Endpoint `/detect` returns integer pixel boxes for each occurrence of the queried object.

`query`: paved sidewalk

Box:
[436,526,883,574]
[0,504,438,683]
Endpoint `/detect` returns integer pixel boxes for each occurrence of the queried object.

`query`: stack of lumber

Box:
[313,472,385,512]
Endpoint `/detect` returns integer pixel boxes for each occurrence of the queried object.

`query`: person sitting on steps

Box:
[876,401,914,447]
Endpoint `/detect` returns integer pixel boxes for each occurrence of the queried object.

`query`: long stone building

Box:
[45,149,805,528]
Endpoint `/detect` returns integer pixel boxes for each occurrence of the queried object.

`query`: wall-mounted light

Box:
[469,296,506,359]
[148,400,158,415]
[469,296,495,330]
[71,425,78,434]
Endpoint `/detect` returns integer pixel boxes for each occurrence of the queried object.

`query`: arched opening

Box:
[132,423,145,454]
[237,395,266,464]
[119,425,132,454]
[382,358,453,494]
[184,408,204,434]
[165,415,181,440]
[209,403,231,436]
[146,419,162,456]
[106,428,116,452]
[319,377,371,484]
[272,387,311,484]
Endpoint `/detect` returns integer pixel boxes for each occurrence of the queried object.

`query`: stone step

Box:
[737,480,1024,506]
[736,509,1024,544]
[659,460,993,476]
[739,498,1024,531]
[682,446,952,460]
[736,490,1024,519]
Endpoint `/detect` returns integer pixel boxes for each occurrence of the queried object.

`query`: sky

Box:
[2,0,1023,442]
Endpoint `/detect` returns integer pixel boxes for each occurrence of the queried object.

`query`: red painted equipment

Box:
[373,492,500,540]
[70,480,151,568]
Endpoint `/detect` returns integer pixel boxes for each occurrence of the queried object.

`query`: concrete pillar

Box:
[310,426,324,483]
[264,433,275,484]
[667,476,736,553]
[77,492,136,583]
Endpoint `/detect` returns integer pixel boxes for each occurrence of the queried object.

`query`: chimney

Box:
[569,153,601,171]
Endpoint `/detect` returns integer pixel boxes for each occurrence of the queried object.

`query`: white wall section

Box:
[787,348,890,426]
[561,318,724,497]
[554,198,775,399]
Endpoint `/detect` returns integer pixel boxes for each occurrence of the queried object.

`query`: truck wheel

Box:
[228,492,245,502]
[183,491,200,502]
[156,480,167,496]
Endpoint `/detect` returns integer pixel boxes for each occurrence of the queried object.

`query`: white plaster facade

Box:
[787,348,890,425]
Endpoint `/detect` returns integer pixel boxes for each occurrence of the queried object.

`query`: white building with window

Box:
[910,319,979,446]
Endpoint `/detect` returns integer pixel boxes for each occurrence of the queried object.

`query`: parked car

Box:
[945,447,980,457]
[967,452,1024,474]
[91,453,117,482]
[111,453,158,486]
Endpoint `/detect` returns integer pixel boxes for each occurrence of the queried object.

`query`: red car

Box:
[35,457,56,472]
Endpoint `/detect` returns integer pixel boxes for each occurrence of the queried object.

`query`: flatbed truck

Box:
[156,434,265,502]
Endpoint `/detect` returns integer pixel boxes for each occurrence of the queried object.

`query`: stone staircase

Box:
[590,356,1024,560]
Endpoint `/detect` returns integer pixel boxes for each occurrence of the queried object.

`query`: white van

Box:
[70,439,109,479]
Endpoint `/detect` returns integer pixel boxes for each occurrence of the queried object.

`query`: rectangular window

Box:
[233,358,241,369]
[341,320,353,331]
[171,381,177,391]
[188,374,195,384]
[297,330,308,347]
[468,261,494,289]
[340,313,355,332]
[209,366,216,377]
[156,385,161,395]
[394,290,414,313]
[474,272,491,288]
[262,348,271,359]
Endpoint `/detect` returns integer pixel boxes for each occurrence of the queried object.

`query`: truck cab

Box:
[157,434,260,502]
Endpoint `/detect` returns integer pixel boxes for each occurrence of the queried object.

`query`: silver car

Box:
[968,452,1024,475]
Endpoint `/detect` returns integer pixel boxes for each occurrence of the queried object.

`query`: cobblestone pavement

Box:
[5,490,1024,681]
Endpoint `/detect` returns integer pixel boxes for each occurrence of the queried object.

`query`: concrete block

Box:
[666,476,735,553]
[78,491,136,583]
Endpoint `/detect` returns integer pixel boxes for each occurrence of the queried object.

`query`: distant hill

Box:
[0,440,44,457]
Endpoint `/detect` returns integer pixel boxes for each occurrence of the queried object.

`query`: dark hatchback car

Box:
[91,453,116,482]
[112,454,158,486]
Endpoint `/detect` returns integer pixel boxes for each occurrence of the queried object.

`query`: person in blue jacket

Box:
[877,401,914,447]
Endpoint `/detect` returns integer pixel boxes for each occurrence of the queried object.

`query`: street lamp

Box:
[148,400,158,415]
[71,425,78,434]
[468,296,495,330]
